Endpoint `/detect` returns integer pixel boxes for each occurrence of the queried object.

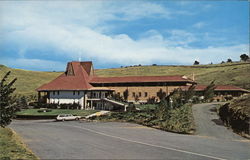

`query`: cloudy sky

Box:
[0,1,249,71]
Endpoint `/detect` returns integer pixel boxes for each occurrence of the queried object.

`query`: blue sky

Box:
[0,1,249,71]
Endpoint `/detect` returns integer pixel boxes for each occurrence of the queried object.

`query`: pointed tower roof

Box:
[37,61,92,91]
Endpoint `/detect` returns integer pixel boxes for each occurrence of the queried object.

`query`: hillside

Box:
[0,65,61,96]
[0,62,250,96]
[95,62,250,89]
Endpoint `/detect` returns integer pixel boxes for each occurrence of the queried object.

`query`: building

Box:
[190,85,250,101]
[37,61,195,110]
[37,61,249,109]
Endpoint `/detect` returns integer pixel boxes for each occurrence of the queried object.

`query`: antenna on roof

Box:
[78,53,82,62]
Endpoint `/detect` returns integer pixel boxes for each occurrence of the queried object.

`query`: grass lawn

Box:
[16,109,98,117]
[0,127,38,160]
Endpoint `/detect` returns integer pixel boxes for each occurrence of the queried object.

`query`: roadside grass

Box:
[95,104,194,134]
[0,127,38,160]
[16,109,98,117]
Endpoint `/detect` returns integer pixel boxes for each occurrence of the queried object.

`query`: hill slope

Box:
[95,62,250,89]
[0,65,61,96]
[0,62,250,96]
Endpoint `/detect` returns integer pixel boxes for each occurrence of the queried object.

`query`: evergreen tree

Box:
[19,96,28,109]
[183,84,196,103]
[123,89,129,101]
[155,99,171,120]
[193,60,200,65]
[157,89,166,101]
[227,58,232,63]
[203,81,216,102]
[240,54,249,61]
[0,71,17,127]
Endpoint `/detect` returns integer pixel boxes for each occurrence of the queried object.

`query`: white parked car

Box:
[56,114,81,121]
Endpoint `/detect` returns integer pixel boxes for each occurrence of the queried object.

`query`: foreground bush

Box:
[219,95,250,137]
[95,104,194,134]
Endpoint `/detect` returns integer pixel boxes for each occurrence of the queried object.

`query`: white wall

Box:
[49,91,85,107]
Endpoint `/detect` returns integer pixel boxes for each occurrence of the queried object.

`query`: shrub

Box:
[147,97,157,104]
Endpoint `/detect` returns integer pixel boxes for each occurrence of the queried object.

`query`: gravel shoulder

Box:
[192,103,245,140]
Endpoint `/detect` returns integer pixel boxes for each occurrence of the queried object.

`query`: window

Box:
[57,91,60,95]
[73,91,75,95]
[139,92,141,97]
[78,91,80,95]
[53,91,55,95]
[145,92,148,97]
[133,92,135,97]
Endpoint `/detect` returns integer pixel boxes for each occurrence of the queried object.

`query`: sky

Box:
[0,0,249,71]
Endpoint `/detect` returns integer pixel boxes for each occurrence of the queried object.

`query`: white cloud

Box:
[192,22,206,29]
[0,1,248,70]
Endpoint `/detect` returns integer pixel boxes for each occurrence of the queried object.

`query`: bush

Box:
[219,95,250,136]
[126,104,136,112]
[161,104,193,133]
[59,103,80,109]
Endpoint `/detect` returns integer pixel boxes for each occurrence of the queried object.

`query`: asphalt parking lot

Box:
[10,120,250,160]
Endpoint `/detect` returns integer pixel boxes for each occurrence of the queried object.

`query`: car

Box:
[56,114,81,121]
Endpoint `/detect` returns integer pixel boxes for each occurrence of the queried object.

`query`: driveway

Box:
[10,120,249,160]
[192,103,245,140]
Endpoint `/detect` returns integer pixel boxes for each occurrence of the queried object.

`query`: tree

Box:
[134,94,139,102]
[19,96,28,109]
[227,58,232,63]
[155,99,171,120]
[157,89,166,101]
[240,54,249,62]
[203,81,216,102]
[0,71,17,127]
[183,84,196,103]
[193,60,199,65]
[123,89,129,101]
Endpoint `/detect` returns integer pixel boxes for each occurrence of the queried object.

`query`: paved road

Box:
[192,103,245,140]
[10,120,249,160]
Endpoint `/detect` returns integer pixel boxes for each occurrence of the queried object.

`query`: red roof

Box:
[37,61,195,91]
[183,85,249,92]
[90,75,194,83]
[80,61,93,76]
[37,62,92,91]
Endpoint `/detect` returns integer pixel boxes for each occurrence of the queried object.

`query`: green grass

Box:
[0,64,61,96]
[1,62,249,97]
[135,104,158,110]
[0,127,38,160]
[16,109,98,116]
